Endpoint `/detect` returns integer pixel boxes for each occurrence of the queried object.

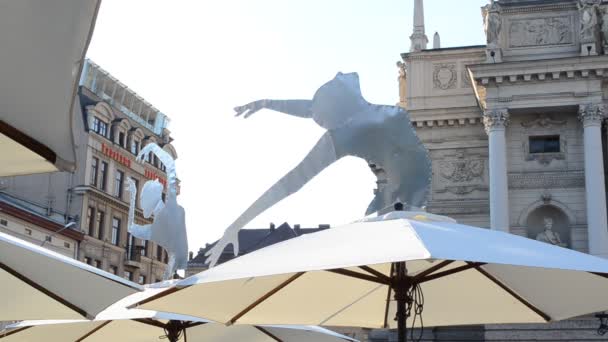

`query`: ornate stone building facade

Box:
[0,59,177,284]
[384,0,608,340]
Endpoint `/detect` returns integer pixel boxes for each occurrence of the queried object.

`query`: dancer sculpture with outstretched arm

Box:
[205,72,431,267]
[127,143,188,280]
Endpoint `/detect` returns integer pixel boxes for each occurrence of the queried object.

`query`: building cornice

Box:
[468,56,608,86]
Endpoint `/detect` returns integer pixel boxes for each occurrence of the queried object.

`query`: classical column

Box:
[579,104,608,257]
[483,109,510,232]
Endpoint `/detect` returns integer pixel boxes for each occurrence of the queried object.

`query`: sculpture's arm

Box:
[137,143,177,199]
[235,99,312,119]
[205,132,339,267]
[126,178,153,240]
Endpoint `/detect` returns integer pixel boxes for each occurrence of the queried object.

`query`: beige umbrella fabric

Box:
[0,0,100,176]
[0,231,142,321]
[0,287,358,342]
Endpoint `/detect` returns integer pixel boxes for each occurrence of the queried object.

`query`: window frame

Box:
[111,217,121,246]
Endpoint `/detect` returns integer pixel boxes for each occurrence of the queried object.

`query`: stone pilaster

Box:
[579,103,608,257]
[484,109,510,232]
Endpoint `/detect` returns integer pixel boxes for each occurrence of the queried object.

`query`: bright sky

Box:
[87,0,488,254]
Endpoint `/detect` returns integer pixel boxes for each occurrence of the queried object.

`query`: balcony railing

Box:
[125,245,144,263]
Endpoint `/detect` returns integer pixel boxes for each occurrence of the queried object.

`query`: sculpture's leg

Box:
[163,253,176,280]
[226,132,340,242]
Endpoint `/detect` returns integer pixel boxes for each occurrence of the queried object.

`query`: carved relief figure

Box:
[509,17,572,47]
[578,0,600,42]
[482,1,501,47]
[535,217,566,247]
[600,6,608,50]
[520,114,567,128]
[127,143,188,280]
[204,72,431,267]
[436,151,486,195]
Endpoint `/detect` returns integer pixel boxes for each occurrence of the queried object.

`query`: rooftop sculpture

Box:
[205,72,431,267]
[127,143,188,279]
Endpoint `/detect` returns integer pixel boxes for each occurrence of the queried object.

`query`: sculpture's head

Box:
[311,72,368,129]
[543,217,553,230]
[141,179,165,218]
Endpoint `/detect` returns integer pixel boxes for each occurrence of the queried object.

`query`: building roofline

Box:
[401,45,486,58]
[0,196,84,241]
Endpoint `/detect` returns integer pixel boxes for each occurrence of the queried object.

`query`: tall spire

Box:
[410,0,428,52]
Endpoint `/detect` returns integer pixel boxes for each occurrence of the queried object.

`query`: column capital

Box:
[483,108,509,133]
[578,103,605,127]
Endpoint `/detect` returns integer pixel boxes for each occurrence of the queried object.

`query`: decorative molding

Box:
[483,108,509,133]
[520,114,567,128]
[501,3,576,14]
[508,172,585,189]
[435,150,488,196]
[578,103,605,126]
[508,16,573,48]
[433,63,457,90]
[461,69,472,88]
[413,116,483,128]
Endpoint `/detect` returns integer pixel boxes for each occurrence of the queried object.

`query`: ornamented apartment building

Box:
[0,59,177,284]
[370,0,608,340]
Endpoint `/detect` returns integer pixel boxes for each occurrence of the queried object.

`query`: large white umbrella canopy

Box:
[0,231,142,320]
[0,0,100,176]
[138,212,608,337]
[0,288,358,342]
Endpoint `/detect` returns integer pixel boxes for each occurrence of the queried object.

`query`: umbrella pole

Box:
[393,261,411,342]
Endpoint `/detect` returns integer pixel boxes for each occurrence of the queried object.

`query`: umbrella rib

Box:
[358,266,392,284]
[255,326,284,342]
[327,269,390,285]
[470,263,551,322]
[228,272,305,324]
[133,318,168,329]
[132,286,184,307]
[412,260,454,282]
[0,261,88,318]
[75,320,112,342]
[0,120,57,164]
[0,326,32,338]
[417,262,485,284]
[383,263,395,329]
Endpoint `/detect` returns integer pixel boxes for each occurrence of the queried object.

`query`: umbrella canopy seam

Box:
[255,326,283,342]
[0,326,31,338]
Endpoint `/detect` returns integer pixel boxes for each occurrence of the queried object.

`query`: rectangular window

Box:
[138,275,146,284]
[45,236,52,242]
[124,270,133,281]
[529,135,560,154]
[114,170,124,199]
[84,257,92,265]
[95,260,102,269]
[111,217,121,246]
[100,161,108,191]
[87,206,95,236]
[131,140,139,155]
[142,240,149,257]
[90,157,98,186]
[96,210,105,240]
[64,242,70,248]
[92,117,108,137]
[109,265,118,275]
[118,131,126,148]
[0,219,6,226]
[25,228,32,235]
[130,177,139,206]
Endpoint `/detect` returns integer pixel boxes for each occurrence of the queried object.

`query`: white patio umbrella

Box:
[0,231,142,320]
[137,212,608,342]
[0,287,358,342]
[0,0,100,176]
